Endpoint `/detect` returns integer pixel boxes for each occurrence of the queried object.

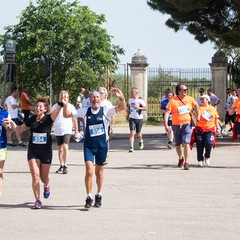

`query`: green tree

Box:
[0,0,124,102]
[147,0,240,48]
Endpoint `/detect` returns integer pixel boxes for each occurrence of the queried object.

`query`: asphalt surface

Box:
[1,126,240,240]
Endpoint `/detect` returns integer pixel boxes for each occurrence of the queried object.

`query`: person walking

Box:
[160,90,174,149]
[62,88,126,208]
[4,95,63,209]
[52,91,78,174]
[190,95,220,167]
[21,85,31,122]
[127,87,147,152]
[0,108,10,195]
[164,83,199,170]
[4,86,26,147]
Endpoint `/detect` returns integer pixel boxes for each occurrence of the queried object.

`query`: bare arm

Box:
[112,88,126,113]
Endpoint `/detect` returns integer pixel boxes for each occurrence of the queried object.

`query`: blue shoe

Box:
[32,200,42,209]
[43,185,51,199]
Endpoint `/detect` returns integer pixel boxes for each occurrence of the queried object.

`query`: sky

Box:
[0,0,217,69]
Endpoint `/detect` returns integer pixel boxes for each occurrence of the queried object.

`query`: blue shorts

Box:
[84,146,108,166]
[172,123,191,146]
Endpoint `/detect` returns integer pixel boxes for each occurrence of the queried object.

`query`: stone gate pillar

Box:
[209,50,228,121]
[128,49,149,121]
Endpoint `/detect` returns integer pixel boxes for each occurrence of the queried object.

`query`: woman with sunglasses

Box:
[190,95,220,167]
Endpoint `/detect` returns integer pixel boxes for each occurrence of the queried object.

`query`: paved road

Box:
[1,126,240,240]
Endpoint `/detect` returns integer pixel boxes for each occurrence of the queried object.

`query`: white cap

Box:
[200,94,210,102]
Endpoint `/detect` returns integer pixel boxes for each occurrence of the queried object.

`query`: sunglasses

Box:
[180,89,188,92]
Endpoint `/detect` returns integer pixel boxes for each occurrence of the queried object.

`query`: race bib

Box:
[32,132,47,144]
[202,110,213,121]
[178,105,189,115]
[89,124,105,137]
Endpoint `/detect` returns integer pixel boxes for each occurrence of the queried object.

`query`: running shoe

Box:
[139,141,144,150]
[94,194,102,208]
[43,185,51,199]
[18,142,27,147]
[104,155,109,165]
[183,163,190,170]
[7,142,17,147]
[167,141,172,149]
[178,157,184,167]
[85,196,93,208]
[55,165,63,174]
[32,200,42,209]
[129,147,134,153]
[62,166,68,174]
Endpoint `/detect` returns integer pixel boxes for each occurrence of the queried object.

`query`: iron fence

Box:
[147,67,212,122]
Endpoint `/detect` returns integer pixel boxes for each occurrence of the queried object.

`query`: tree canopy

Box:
[147,0,240,48]
[0,0,124,102]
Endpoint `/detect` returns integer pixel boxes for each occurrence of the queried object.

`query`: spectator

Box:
[4,87,26,147]
[21,85,31,122]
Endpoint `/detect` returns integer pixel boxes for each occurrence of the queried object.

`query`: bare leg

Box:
[0,160,5,195]
[28,159,41,200]
[129,131,135,148]
[95,165,104,193]
[85,161,94,194]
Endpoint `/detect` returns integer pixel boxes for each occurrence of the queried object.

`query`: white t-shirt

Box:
[128,97,146,120]
[100,99,113,108]
[4,95,19,118]
[51,103,77,136]
[82,98,91,108]
[75,106,116,140]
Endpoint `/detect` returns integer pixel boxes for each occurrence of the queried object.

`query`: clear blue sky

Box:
[0,0,216,68]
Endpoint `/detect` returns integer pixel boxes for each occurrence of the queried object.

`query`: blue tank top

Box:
[0,110,9,148]
[84,107,108,148]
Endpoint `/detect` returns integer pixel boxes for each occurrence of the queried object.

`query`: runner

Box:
[127,87,147,152]
[3,95,64,209]
[62,88,126,208]
[160,91,174,149]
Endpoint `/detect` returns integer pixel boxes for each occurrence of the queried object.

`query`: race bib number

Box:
[178,105,189,115]
[32,132,47,144]
[202,110,213,121]
[89,124,105,137]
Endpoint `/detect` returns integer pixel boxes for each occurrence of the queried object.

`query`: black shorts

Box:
[27,147,52,164]
[56,134,72,146]
[129,118,143,133]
